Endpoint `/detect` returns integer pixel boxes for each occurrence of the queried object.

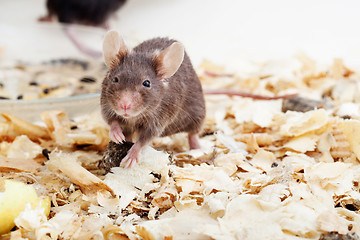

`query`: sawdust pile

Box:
[2,55,360,239]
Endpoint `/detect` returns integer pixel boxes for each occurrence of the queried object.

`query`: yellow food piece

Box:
[0,179,50,235]
[39,196,51,217]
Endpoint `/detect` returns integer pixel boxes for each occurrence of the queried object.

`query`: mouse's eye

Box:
[113,77,119,83]
[142,80,151,88]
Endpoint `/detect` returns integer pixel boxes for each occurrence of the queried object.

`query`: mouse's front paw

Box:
[121,153,138,168]
[109,123,125,143]
[120,143,141,168]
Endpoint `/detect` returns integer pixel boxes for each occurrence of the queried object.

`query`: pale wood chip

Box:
[46,150,113,194]
[0,156,41,172]
[1,113,50,140]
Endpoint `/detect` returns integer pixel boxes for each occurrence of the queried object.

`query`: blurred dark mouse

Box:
[40,0,126,28]
[39,0,127,58]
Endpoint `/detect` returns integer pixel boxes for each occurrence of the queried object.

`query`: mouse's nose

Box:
[120,100,132,111]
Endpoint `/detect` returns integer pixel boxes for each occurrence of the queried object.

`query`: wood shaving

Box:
[2,56,360,239]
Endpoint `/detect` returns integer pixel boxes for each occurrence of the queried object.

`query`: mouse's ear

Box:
[103,30,128,68]
[154,42,184,79]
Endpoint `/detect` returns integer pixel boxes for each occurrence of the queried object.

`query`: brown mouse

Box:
[101,31,205,168]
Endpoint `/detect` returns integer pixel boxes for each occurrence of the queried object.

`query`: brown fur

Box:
[101,37,205,147]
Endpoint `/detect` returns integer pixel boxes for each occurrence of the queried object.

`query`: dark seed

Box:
[29,81,38,86]
[43,88,50,94]
[345,204,358,211]
[271,162,278,168]
[76,144,92,149]
[0,96,10,100]
[17,95,23,100]
[42,149,51,160]
[150,172,161,179]
[80,77,96,83]
[0,83,4,88]
[70,125,78,130]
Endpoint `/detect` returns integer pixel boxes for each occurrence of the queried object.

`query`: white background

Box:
[1,0,360,66]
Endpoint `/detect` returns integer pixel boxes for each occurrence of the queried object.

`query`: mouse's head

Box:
[101,31,184,119]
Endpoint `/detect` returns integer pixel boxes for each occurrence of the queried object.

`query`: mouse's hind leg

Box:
[188,133,201,149]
